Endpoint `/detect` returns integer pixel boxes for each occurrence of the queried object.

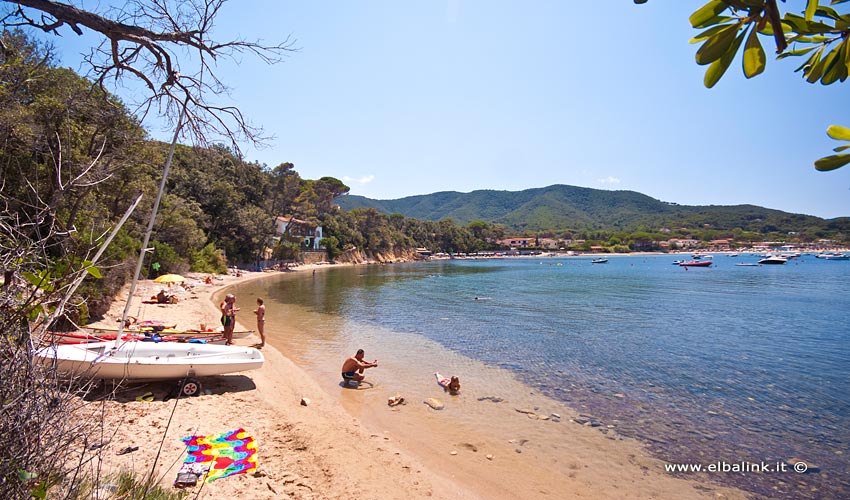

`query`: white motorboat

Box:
[816,252,849,260]
[36,341,264,380]
[758,255,788,265]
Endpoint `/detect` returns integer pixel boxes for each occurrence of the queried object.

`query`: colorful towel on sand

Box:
[181,428,257,482]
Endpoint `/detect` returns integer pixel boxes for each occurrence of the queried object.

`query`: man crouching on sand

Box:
[341,349,378,386]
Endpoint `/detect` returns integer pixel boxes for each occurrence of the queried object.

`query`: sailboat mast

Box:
[117,105,188,347]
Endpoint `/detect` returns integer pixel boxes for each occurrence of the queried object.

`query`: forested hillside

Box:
[337,185,850,238]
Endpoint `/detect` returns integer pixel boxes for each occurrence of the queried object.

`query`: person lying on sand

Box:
[341,349,378,386]
[435,372,461,395]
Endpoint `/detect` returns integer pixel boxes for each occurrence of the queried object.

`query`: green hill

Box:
[336,185,850,236]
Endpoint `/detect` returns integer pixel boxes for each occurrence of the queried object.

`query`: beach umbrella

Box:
[153,273,187,284]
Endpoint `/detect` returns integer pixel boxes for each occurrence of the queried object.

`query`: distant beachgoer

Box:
[220,294,239,345]
[340,349,378,386]
[253,297,266,348]
[436,373,461,395]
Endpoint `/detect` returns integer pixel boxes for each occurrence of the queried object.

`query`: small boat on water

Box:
[36,341,264,380]
[758,255,788,265]
[736,263,760,267]
[816,252,849,260]
[679,260,712,267]
[591,258,608,264]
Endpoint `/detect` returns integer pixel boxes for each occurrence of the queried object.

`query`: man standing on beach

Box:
[341,349,378,386]
[220,294,239,345]
[253,297,266,348]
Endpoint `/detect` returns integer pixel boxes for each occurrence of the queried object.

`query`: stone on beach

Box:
[424,398,444,410]
[477,395,504,403]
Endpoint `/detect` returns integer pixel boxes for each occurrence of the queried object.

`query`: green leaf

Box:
[827,124,850,140]
[784,13,810,33]
[846,36,850,65]
[28,304,44,321]
[743,25,766,78]
[85,265,102,279]
[815,6,843,21]
[21,271,43,287]
[806,0,819,21]
[777,45,817,60]
[815,153,850,171]
[822,44,848,84]
[17,470,37,482]
[705,30,746,87]
[834,145,850,152]
[30,482,48,500]
[690,0,728,28]
[696,23,740,65]
[724,0,761,9]
[634,0,648,4]
[803,47,827,81]
[690,24,734,44]
[816,43,845,83]
[794,46,824,72]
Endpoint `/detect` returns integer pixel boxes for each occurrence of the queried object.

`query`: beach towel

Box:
[181,428,257,482]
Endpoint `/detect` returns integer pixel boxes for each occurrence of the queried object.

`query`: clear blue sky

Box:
[50,1,850,218]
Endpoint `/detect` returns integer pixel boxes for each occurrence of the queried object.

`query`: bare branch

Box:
[3,0,298,151]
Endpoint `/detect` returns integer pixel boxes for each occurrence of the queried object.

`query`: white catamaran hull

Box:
[36,341,264,380]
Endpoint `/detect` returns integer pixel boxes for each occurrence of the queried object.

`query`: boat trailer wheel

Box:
[180,378,202,397]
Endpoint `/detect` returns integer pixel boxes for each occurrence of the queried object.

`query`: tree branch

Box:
[764,0,787,53]
[3,0,298,152]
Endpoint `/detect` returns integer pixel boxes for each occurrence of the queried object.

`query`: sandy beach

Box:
[82,265,749,499]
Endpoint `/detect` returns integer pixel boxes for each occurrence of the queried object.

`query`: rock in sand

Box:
[424,398,444,410]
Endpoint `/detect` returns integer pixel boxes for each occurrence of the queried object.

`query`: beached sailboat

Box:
[35,341,263,380]
[34,105,264,385]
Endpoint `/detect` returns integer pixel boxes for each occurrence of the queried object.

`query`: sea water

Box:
[231,255,850,499]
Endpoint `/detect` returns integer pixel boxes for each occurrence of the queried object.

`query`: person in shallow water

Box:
[340,349,378,386]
